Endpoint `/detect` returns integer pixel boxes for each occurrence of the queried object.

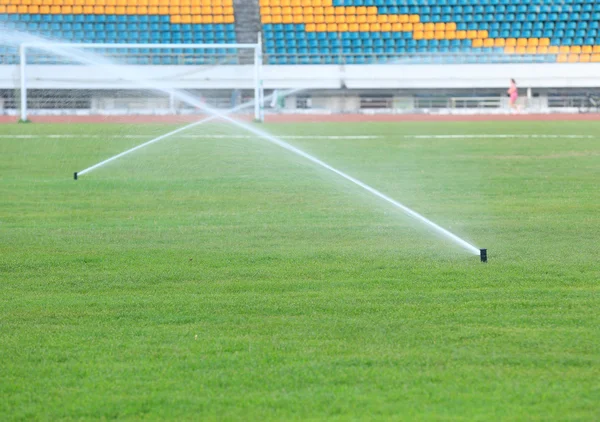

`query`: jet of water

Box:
[3,29,481,255]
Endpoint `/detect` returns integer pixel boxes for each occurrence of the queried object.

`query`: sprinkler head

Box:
[74,172,78,180]
[480,248,487,263]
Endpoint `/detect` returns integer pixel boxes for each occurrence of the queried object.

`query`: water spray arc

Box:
[13,35,483,258]
[74,88,304,179]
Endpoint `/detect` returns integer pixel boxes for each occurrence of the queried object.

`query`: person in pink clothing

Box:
[508,79,519,111]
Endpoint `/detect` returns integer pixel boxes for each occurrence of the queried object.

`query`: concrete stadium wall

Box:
[2,63,600,90]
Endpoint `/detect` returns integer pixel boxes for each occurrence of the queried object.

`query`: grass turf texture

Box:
[1,121,599,420]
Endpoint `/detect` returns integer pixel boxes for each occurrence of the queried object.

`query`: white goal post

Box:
[19,41,264,121]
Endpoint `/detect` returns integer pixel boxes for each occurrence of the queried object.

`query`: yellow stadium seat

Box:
[290,0,300,5]
[114,5,124,13]
[356,6,366,14]
[434,22,445,31]
[494,38,505,47]
[333,6,344,14]
[557,54,568,62]
[147,6,157,13]
[314,15,325,23]
[170,6,180,14]
[413,22,423,31]
[582,45,592,54]
[359,23,370,31]
[367,6,377,14]
[269,0,280,5]
[559,46,570,53]
[305,23,315,31]
[325,15,334,23]
[302,15,313,23]
[516,46,526,54]
[281,6,291,14]
[125,5,134,12]
[291,5,300,14]
[68,5,79,12]
[357,14,366,23]
[548,46,559,54]
[283,14,292,23]
[28,4,39,12]
[445,31,455,39]
[0,5,7,12]
[171,14,181,23]
[477,30,488,38]
[516,38,527,46]
[456,30,466,39]
[528,38,539,46]
[270,6,280,14]
[424,31,434,39]
[483,39,494,47]
[223,0,233,6]
[338,23,348,31]
[366,14,377,23]
[225,14,235,23]
[82,5,92,12]
[435,30,445,39]
[335,15,345,23]
[398,15,408,23]
[580,54,590,62]
[391,22,402,31]
[377,15,388,23]
[570,46,581,54]
[466,30,477,39]
[17,5,27,12]
[280,0,290,5]
[424,23,434,31]
[593,46,600,53]
[137,5,147,12]
[346,6,356,14]
[568,54,579,62]
[104,5,114,13]
[539,38,550,46]
[381,23,391,31]
[526,46,537,54]
[259,0,269,5]
[592,54,600,62]
[348,23,359,32]
[472,39,483,48]
[413,31,424,39]
[316,23,326,31]
[537,46,548,54]
[506,38,516,46]
[180,6,189,13]
[370,22,380,31]
[409,14,419,23]
[446,22,456,31]
[504,46,515,54]
[387,15,398,23]
[270,15,281,23]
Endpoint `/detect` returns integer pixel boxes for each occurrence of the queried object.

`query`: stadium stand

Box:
[1,0,600,64]
[0,0,238,64]
[260,0,600,64]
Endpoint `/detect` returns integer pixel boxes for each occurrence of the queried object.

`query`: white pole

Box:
[19,44,27,122]
[254,43,260,122]
[257,32,265,122]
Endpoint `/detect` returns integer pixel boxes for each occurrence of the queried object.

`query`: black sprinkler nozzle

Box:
[480,248,487,263]
[74,172,78,180]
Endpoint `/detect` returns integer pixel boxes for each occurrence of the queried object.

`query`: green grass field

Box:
[1,120,599,420]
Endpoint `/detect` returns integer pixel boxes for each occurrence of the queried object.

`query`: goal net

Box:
[16,41,264,121]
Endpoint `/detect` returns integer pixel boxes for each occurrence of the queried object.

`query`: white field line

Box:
[404,134,596,139]
[0,134,381,140]
[1,134,595,140]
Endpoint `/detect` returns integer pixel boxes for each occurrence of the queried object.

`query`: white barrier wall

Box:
[2,63,600,90]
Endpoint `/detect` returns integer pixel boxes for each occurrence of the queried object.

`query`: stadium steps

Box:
[233,0,261,64]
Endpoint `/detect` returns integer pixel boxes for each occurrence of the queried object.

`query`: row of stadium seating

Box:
[3,0,233,5]
[261,0,596,5]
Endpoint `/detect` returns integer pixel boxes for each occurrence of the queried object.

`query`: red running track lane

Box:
[1,113,600,124]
